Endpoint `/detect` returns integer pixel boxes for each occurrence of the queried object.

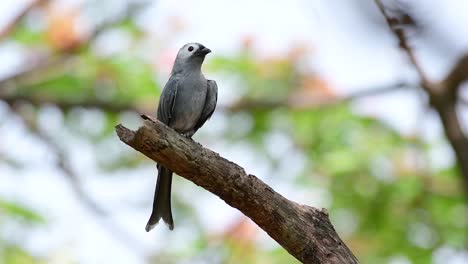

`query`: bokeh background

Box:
[0,0,467,263]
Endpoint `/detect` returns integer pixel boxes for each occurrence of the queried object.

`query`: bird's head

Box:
[172,43,211,73]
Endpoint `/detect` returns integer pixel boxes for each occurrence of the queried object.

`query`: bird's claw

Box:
[181,132,195,139]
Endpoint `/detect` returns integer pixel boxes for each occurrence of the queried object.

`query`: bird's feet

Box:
[181,131,195,139]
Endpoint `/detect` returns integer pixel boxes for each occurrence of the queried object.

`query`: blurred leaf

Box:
[0,199,44,223]
[11,23,45,45]
[117,18,144,38]
[1,246,42,264]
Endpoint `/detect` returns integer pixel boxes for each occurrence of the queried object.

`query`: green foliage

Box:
[14,52,159,106]
[0,200,44,264]
[209,53,467,264]
[1,5,467,263]
[0,246,42,264]
[209,54,298,100]
[10,23,45,45]
[116,19,145,38]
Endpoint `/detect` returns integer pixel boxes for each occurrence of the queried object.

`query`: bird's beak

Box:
[197,47,211,56]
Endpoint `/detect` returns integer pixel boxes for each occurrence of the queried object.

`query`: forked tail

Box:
[145,165,174,231]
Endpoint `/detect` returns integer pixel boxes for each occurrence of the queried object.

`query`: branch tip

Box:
[115,124,135,143]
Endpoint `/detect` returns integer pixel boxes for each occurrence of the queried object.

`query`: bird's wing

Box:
[193,80,218,132]
[157,76,179,125]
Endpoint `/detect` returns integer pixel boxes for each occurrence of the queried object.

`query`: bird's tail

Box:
[145,165,174,231]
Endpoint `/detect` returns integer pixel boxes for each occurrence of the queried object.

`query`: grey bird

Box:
[145,43,218,232]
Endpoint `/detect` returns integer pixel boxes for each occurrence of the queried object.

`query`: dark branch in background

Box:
[116,117,359,264]
[375,3,430,83]
[8,103,149,258]
[375,0,468,196]
[0,0,421,114]
[443,54,468,93]
[1,93,147,113]
[1,82,413,115]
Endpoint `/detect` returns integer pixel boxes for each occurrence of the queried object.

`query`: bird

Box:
[145,43,218,232]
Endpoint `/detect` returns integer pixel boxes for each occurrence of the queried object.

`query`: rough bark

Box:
[115,117,359,264]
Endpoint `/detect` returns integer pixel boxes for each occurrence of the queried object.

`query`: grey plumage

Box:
[145,43,218,232]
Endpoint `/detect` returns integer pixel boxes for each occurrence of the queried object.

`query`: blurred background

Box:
[0,0,467,263]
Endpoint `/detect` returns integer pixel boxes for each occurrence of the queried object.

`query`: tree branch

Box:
[375,0,468,196]
[1,93,148,113]
[374,0,431,85]
[443,54,468,94]
[115,118,358,264]
[1,82,412,116]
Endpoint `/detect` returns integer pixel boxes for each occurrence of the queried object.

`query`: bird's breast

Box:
[170,78,207,132]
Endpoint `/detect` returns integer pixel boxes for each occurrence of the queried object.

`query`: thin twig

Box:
[1,93,149,113]
[374,0,431,85]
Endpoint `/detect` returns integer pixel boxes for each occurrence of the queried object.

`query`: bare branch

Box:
[1,93,150,114]
[374,0,431,86]
[115,118,359,263]
[443,54,468,94]
[1,82,412,116]
[375,0,468,197]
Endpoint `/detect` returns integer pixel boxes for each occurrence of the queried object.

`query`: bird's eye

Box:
[188,46,194,52]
